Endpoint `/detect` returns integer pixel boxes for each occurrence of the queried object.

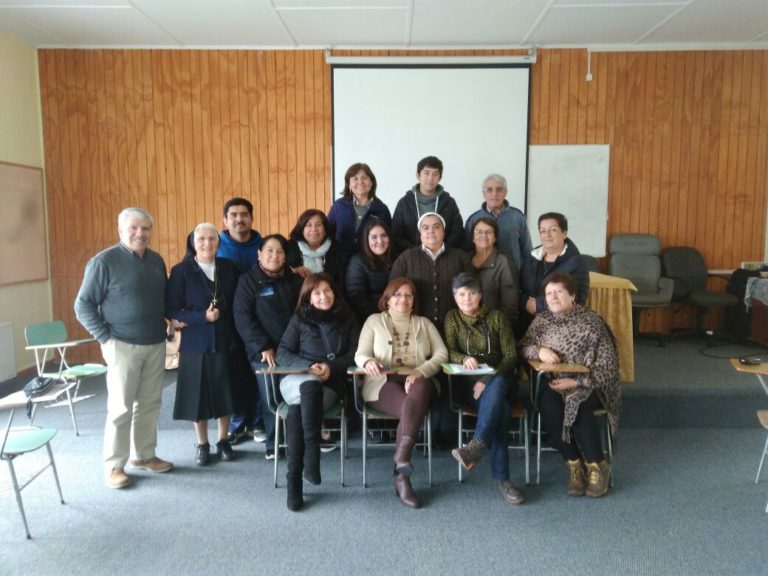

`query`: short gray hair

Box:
[482,173,507,191]
[193,222,218,241]
[451,272,483,295]
[118,207,153,228]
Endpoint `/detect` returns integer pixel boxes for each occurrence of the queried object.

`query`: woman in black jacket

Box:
[233,234,303,458]
[276,273,360,511]
[345,218,393,323]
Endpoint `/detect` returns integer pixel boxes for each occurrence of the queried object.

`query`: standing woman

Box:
[469,217,520,329]
[354,277,448,509]
[286,209,350,291]
[443,273,524,505]
[327,162,392,253]
[276,273,360,511]
[233,233,303,459]
[167,223,239,465]
[345,218,393,323]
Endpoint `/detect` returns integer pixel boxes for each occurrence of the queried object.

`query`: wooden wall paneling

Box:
[292,52,307,230]
[236,51,252,214]
[573,49,587,144]
[320,50,332,209]
[751,52,768,261]
[243,52,259,232]
[209,51,225,230]
[285,51,299,224]
[189,51,205,229]
[254,52,271,234]
[265,52,281,233]
[275,51,289,230]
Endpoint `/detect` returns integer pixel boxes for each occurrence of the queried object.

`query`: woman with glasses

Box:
[354,277,448,509]
[519,212,589,335]
[469,217,520,329]
[443,272,524,505]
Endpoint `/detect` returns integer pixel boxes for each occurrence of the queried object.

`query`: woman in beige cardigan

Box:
[355,277,448,509]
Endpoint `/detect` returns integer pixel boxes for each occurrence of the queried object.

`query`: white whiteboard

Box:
[332,66,530,223]
[526,145,610,257]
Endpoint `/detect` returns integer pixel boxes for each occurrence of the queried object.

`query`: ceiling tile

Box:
[0,5,176,46]
[642,0,768,44]
[411,0,546,45]
[529,4,683,45]
[279,7,408,46]
[132,0,292,47]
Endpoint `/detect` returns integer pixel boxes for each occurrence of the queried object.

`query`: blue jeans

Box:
[461,373,510,481]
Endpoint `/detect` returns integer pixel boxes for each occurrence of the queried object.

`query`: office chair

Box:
[609,234,674,346]
[661,246,739,341]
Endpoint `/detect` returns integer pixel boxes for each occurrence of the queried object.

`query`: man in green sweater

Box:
[75,207,173,489]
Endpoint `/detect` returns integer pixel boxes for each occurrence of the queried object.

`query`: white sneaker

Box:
[252,428,268,443]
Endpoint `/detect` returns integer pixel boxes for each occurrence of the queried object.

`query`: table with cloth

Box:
[586,271,636,382]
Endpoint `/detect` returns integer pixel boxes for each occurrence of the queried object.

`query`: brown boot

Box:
[451,437,487,471]
[393,472,420,508]
[565,459,587,496]
[585,460,611,497]
[393,435,415,476]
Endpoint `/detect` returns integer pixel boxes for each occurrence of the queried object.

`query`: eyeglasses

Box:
[473,229,494,236]
[392,292,414,300]
[483,186,505,193]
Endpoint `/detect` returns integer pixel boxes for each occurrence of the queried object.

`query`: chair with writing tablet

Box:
[444,363,530,485]
[24,320,107,435]
[349,367,432,488]
[0,401,65,539]
[528,360,614,485]
[256,367,347,488]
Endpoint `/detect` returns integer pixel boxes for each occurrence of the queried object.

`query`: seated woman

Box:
[444,273,524,505]
[520,272,621,498]
[327,162,392,253]
[354,277,448,509]
[286,209,349,290]
[345,218,393,323]
[276,273,360,511]
[167,223,238,466]
[519,212,589,336]
[469,217,520,329]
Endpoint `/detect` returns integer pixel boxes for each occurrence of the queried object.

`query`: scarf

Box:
[298,237,332,274]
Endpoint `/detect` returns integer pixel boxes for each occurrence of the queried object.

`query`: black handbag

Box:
[23,376,58,418]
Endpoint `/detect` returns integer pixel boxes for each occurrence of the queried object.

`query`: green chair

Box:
[24,320,107,435]
[1,407,65,539]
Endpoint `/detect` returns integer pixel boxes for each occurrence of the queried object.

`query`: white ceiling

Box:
[0,0,766,50]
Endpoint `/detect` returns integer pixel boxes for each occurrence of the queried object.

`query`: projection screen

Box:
[332,65,531,228]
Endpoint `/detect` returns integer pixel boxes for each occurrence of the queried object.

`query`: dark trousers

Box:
[368,376,431,446]
[538,382,603,463]
[229,347,264,433]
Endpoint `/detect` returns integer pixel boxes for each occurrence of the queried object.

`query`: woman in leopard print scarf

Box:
[521,272,621,498]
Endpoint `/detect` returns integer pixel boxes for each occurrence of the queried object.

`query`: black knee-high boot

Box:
[300,381,323,485]
[286,404,304,511]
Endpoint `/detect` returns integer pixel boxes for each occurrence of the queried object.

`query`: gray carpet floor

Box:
[1,338,767,575]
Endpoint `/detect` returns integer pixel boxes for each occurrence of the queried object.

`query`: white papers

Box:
[445,363,495,375]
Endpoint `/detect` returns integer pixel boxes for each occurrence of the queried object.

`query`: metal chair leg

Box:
[64,386,79,436]
[427,411,432,487]
[6,459,31,539]
[273,412,280,488]
[362,412,368,487]
[755,434,768,484]
[457,411,464,483]
[45,443,65,504]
